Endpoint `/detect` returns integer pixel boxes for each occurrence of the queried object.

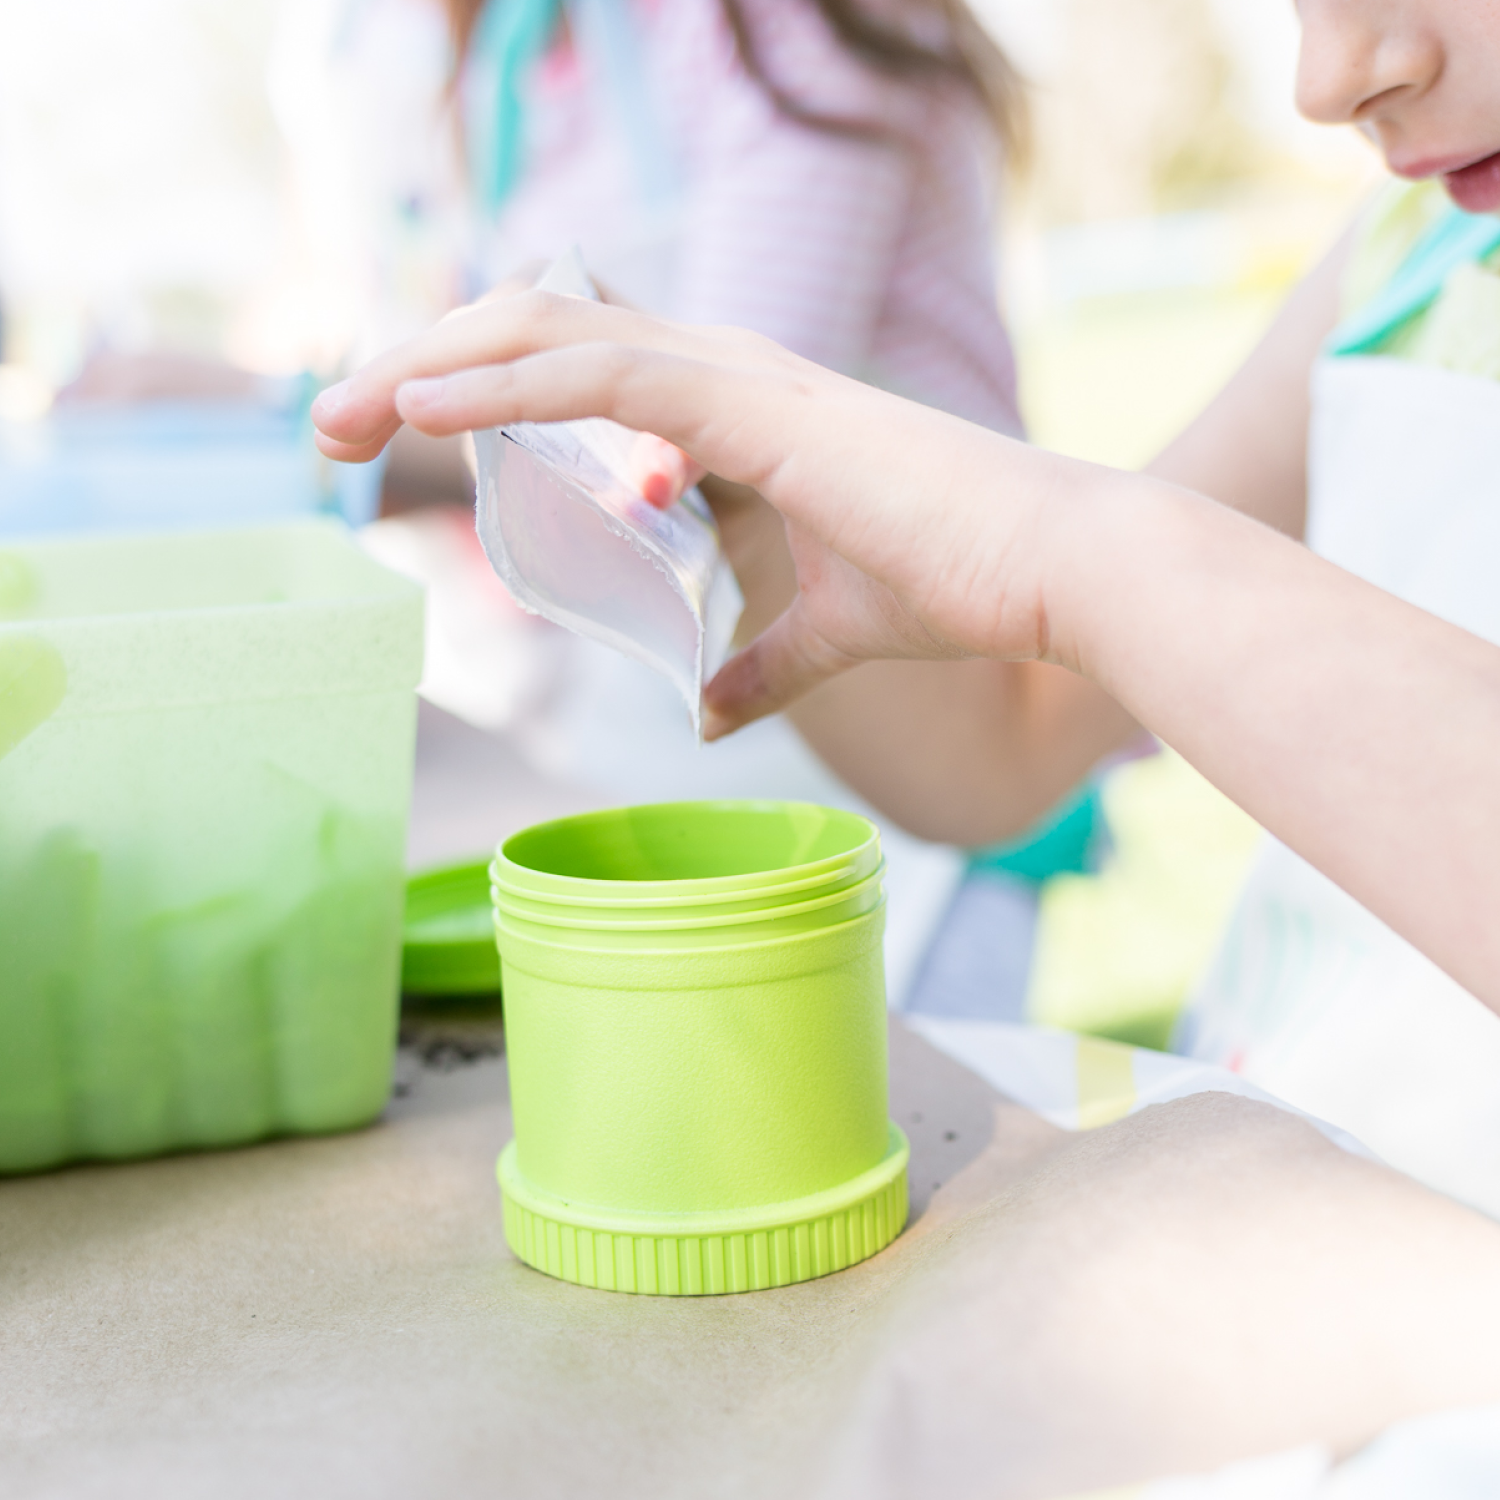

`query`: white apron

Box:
[1179,353,1500,1217]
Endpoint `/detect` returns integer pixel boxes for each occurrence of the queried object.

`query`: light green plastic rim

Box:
[495,800,882,906]
[494,893,885,959]
[499,1124,910,1296]
[491,864,885,934]
[491,857,872,911]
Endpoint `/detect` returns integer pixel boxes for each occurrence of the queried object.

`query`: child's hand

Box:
[312,290,1070,738]
[484,272,705,511]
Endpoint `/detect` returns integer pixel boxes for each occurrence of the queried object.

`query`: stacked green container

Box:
[492,801,909,1295]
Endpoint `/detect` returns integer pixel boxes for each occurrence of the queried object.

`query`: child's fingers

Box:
[313,418,404,465]
[702,601,860,738]
[395,362,704,509]
[389,343,777,492]
[313,291,741,453]
[392,345,702,440]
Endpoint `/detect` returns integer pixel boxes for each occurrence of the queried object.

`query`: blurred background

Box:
[0,0,1379,450]
[0,0,1385,1043]
[998,0,1378,464]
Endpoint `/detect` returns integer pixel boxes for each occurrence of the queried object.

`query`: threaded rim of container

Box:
[493,801,881,912]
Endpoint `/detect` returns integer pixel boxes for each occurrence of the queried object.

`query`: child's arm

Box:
[706,467,1136,842]
[694,231,1351,844]
[313,285,1500,1014]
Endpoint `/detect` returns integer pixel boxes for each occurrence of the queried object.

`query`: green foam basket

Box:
[492,800,909,1295]
[0,521,422,1172]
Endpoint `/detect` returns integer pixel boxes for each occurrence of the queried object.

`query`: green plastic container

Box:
[0,520,423,1173]
[492,801,909,1296]
[402,859,503,997]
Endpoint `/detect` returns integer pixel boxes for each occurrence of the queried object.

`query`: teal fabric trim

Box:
[470,0,561,216]
[570,0,680,212]
[967,783,1104,885]
[466,0,680,220]
[290,370,321,432]
[1327,207,1500,357]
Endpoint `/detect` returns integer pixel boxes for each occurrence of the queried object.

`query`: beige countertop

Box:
[6,705,1500,1499]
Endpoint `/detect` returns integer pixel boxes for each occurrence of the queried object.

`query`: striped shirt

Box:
[486,0,1023,433]
[282,0,1022,435]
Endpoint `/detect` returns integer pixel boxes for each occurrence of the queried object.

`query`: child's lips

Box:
[1442,151,1500,213]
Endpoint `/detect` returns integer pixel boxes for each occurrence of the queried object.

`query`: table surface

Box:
[0,995,1016,1499]
[4,705,994,1498]
[7,704,1500,1500]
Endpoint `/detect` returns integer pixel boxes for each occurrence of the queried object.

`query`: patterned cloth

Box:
[1336,178,1500,370]
[907,750,1260,1047]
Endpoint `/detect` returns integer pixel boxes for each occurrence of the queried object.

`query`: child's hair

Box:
[443,0,1027,160]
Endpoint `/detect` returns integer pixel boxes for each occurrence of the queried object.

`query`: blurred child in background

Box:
[280,0,1024,417]
[279,0,1047,994]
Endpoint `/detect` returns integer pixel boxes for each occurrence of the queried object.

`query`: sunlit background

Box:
[998,0,1378,464]
[0,0,1386,1042]
[0,0,1379,454]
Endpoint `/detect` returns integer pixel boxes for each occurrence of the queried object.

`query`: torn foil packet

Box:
[472,254,742,738]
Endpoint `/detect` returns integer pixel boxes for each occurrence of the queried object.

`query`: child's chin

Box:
[1443,152,1500,213]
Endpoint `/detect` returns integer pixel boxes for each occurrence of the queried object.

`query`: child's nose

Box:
[1294,0,1442,128]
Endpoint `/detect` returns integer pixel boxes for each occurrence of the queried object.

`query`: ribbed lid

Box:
[498,1125,909,1295]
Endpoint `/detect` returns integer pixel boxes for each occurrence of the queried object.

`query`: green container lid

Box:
[402,859,502,996]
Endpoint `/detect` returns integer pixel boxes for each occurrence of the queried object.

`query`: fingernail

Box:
[399,376,447,409]
[639,470,680,509]
[312,379,350,422]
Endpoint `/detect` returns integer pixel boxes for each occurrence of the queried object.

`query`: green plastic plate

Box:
[402,859,502,996]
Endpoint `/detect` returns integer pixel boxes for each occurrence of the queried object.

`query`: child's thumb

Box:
[701,601,857,739]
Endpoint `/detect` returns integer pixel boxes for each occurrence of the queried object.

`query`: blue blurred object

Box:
[0,400,385,538]
[465,0,680,220]
[967,781,1106,884]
